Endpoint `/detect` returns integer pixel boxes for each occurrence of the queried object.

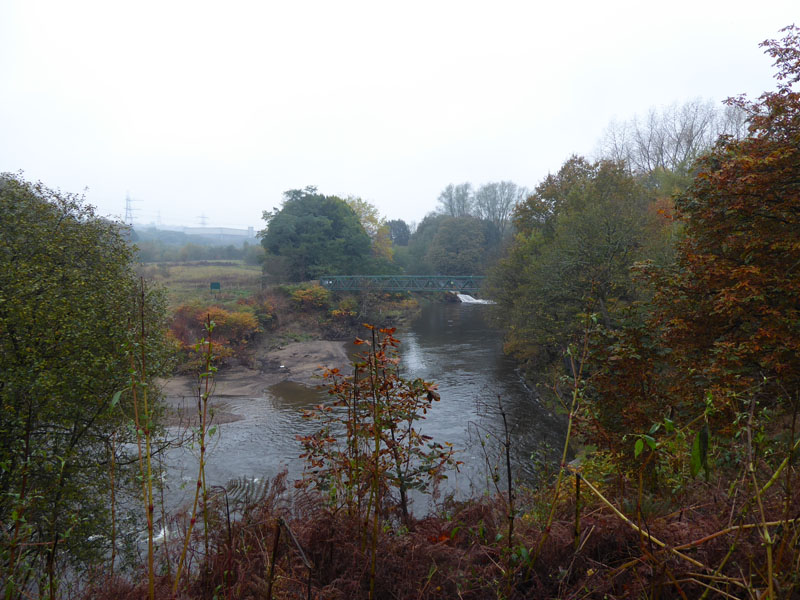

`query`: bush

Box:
[299,327,457,526]
[170,302,261,369]
[288,283,330,310]
[0,174,171,592]
[237,295,277,329]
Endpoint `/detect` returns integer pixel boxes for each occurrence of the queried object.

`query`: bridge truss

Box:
[318,275,485,293]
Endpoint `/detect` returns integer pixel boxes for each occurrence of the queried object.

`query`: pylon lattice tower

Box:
[124,195,134,226]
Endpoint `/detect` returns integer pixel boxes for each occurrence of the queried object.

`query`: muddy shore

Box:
[159,340,352,426]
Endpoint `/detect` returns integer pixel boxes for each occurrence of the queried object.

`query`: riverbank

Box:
[98,302,799,600]
[159,338,352,425]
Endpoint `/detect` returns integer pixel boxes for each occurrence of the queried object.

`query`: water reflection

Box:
[164,385,325,509]
[398,302,565,491]
[164,301,566,512]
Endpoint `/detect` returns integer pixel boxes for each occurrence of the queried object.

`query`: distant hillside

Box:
[134,225,257,247]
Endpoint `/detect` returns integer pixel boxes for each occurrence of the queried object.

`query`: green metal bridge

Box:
[318,275,485,293]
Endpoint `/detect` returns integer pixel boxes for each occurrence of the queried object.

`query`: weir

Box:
[318,275,485,293]
[455,293,496,305]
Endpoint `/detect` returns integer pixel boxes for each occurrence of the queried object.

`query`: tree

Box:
[473,181,530,236]
[404,213,447,274]
[510,155,596,239]
[600,98,749,177]
[642,26,800,411]
[0,174,170,593]
[344,196,394,263]
[575,26,800,470]
[344,196,383,238]
[426,216,487,275]
[260,187,372,281]
[386,219,411,246]
[490,159,662,373]
[437,183,473,217]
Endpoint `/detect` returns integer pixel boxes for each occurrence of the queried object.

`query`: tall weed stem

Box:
[529,327,590,570]
[129,279,155,600]
[173,315,216,594]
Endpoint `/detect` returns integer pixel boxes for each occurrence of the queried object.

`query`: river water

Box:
[165,301,566,512]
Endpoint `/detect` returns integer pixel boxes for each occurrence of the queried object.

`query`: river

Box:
[164,300,566,513]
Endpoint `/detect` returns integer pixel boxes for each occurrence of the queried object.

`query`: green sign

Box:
[210,282,221,291]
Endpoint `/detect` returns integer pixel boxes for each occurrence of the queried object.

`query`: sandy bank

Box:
[160,339,352,425]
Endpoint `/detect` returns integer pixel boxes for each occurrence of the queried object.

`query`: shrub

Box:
[169,303,260,368]
[0,174,171,594]
[237,295,277,329]
[298,326,458,525]
[289,283,330,310]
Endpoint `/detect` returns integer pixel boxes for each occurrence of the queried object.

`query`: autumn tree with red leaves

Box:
[648,25,800,413]
[298,326,456,526]
[583,27,800,459]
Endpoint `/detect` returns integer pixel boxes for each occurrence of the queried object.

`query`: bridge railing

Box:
[318,275,485,292]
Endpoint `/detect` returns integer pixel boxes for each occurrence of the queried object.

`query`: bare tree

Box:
[437,183,473,217]
[474,181,529,236]
[599,98,748,175]
[719,102,750,139]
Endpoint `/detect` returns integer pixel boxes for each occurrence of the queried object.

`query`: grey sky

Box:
[1,1,796,230]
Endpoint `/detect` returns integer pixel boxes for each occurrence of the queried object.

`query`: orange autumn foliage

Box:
[647,27,800,411]
[586,27,800,452]
[170,303,260,367]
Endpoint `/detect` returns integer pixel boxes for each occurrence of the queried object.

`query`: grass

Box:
[137,261,263,309]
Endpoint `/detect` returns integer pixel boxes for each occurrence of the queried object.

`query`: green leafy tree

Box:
[386,219,411,246]
[426,216,487,275]
[510,155,597,239]
[343,196,396,267]
[344,196,383,238]
[0,175,170,594]
[404,213,499,275]
[490,158,662,373]
[242,240,266,265]
[404,213,446,274]
[260,187,372,281]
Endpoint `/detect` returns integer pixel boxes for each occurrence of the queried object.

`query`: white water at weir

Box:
[456,293,496,305]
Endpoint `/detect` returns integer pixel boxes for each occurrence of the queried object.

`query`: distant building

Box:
[182,226,255,238]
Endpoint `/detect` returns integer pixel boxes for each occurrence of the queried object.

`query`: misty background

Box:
[1,0,796,229]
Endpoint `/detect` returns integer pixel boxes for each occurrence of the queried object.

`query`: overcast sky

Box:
[1,1,796,230]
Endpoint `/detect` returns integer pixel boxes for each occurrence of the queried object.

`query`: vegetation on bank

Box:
[137,261,264,310]
[0,175,172,597]
[1,26,799,600]
[136,259,421,371]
